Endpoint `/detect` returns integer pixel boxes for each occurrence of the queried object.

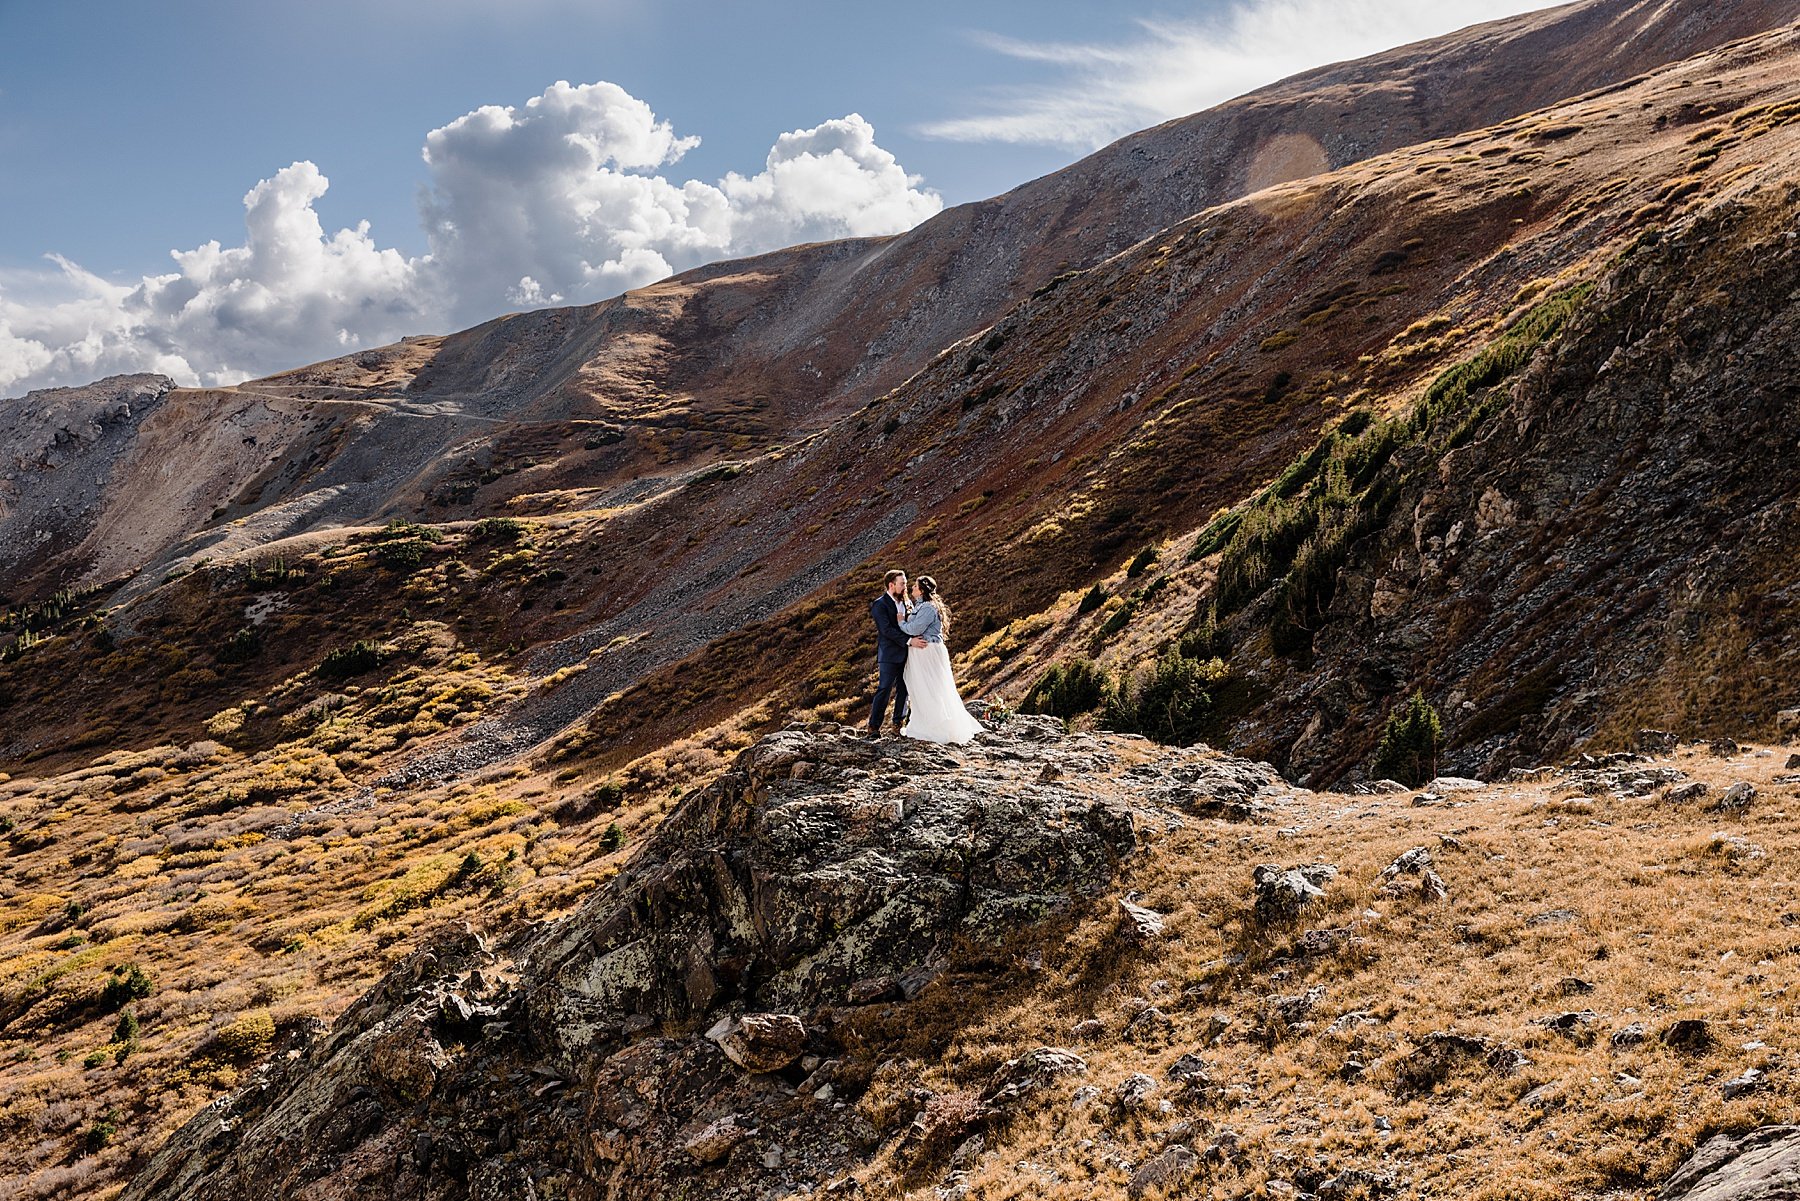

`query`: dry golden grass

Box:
[0,618,781,1199]
[830,741,1800,1200]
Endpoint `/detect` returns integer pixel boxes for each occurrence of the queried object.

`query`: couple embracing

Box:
[867,569,984,744]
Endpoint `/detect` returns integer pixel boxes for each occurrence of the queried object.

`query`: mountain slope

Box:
[6,1,1795,602]
[6,7,1800,1199]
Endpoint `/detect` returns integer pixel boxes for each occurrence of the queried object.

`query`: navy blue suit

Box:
[868,593,910,734]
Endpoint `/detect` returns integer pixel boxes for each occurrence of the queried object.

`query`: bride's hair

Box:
[916,575,950,635]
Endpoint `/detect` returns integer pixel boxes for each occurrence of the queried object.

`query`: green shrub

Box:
[98,963,152,1012]
[373,518,442,543]
[1126,545,1160,579]
[1375,691,1443,786]
[1096,601,1136,639]
[317,641,381,679]
[375,538,427,570]
[1105,651,1230,746]
[245,557,298,590]
[86,1108,120,1151]
[1205,283,1591,631]
[600,822,625,852]
[471,516,526,542]
[1021,659,1112,721]
[1076,584,1107,615]
[111,1009,139,1045]
[217,627,262,664]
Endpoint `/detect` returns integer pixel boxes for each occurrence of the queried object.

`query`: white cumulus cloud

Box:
[0,81,940,397]
[921,0,1561,150]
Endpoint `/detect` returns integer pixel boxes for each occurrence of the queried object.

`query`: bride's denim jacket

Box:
[899,601,943,644]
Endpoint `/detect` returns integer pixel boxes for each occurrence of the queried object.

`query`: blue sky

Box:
[0,0,1555,393]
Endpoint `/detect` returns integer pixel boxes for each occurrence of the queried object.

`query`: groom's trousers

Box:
[869,660,908,734]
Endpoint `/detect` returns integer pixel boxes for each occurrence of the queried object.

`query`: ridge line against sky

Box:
[0,0,1559,397]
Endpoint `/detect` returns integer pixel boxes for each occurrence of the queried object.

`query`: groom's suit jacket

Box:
[870,594,910,666]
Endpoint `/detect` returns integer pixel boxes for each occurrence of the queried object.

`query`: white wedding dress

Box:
[898,600,983,744]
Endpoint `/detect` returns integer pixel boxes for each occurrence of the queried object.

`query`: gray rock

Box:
[1666,781,1711,804]
[1113,1073,1158,1111]
[1426,776,1485,791]
[1541,1010,1600,1041]
[1713,782,1757,812]
[1253,863,1339,924]
[1519,1083,1562,1111]
[684,1115,755,1163]
[1128,1144,1198,1198]
[1124,1006,1174,1045]
[986,1047,1089,1106]
[120,724,1161,1201]
[1119,898,1168,941]
[1376,846,1449,902]
[1776,709,1800,736]
[1786,754,1800,771]
[708,1013,807,1073]
[1165,1053,1211,1089]
[1720,1067,1767,1102]
[1661,1125,1800,1200]
[1613,1020,1650,1048]
[1637,729,1679,753]
[1664,1019,1714,1052]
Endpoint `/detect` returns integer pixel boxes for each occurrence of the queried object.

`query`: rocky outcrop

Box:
[0,373,172,583]
[1228,146,1800,782]
[125,719,1295,1200]
[1662,1126,1800,1200]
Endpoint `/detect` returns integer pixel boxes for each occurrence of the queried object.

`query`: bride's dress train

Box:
[901,641,983,744]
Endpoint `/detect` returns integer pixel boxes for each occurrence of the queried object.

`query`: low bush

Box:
[317,641,381,680]
[471,516,526,542]
[217,627,262,664]
[98,963,152,1012]
[1076,583,1107,615]
[1105,650,1231,746]
[1021,659,1112,721]
[1375,691,1443,786]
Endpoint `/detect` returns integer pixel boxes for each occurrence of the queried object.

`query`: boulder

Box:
[1713,782,1757,813]
[1376,846,1449,902]
[1253,863,1339,924]
[1118,898,1168,941]
[708,1013,807,1073]
[683,1115,755,1163]
[1720,1067,1767,1102]
[985,1047,1089,1107]
[1664,1019,1714,1052]
[1661,1125,1800,1200]
[1113,1073,1158,1111]
[1129,1145,1199,1198]
[121,722,1169,1201]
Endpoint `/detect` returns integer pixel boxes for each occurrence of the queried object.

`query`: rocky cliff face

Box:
[121,717,1293,1200]
[0,374,172,587]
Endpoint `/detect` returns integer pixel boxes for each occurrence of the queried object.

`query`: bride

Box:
[898,575,984,744]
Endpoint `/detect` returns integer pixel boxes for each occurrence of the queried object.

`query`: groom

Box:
[868,569,912,737]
